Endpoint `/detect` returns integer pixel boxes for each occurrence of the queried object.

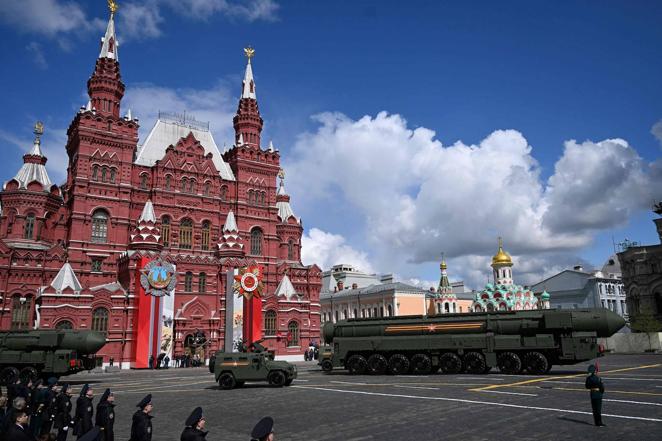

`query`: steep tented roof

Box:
[275,274,297,300]
[50,262,83,294]
[135,115,235,181]
[5,135,53,191]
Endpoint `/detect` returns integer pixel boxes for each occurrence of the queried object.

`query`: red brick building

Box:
[0,10,321,366]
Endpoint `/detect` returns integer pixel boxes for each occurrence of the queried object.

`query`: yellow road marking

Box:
[470,363,662,392]
[536,386,662,397]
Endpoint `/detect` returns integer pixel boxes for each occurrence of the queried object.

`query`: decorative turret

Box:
[434,254,457,314]
[217,210,245,256]
[539,290,551,309]
[4,122,53,191]
[50,262,83,295]
[233,46,263,149]
[276,169,299,224]
[130,200,162,250]
[491,237,514,286]
[87,0,125,118]
[275,273,297,300]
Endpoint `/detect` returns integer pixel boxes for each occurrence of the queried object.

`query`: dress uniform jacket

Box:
[73,396,94,437]
[180,427,208,441]
[129,410,153,441]
[95,400,115,441]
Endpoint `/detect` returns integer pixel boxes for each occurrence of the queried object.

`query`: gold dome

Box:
[491,237,513,266]
[440,260,447,270]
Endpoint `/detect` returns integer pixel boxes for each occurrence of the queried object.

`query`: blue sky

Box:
[0,0,661,289]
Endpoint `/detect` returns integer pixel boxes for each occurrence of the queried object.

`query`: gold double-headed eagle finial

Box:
[278,168,285,180]
[244,46,255,63]
[33,121,44,144]
[108,0,119,15]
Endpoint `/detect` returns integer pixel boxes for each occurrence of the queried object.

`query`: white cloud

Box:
[301,228,374,273]
[26,42,47,69]
[120,3,164,40]
[285,111,661,286]
[0,0,103,36]
[652,120,662,147]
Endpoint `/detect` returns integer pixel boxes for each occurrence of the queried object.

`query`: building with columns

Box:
[472,238,550,312]
[0,6,321,365]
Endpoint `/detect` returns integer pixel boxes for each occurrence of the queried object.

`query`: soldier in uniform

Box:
[73,384,94,439]
[41,377,59,436]
[585,364,605,426]
[54,384,74,441]
[129,394,153,441]
[29,378,46,436]
[180,407,207,441]
[250,416,275,441]
[95,389,115,441]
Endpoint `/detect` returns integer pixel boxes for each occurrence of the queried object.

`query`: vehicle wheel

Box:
[483,366,492,374]
[523,351,549,375]
[0,367,19,386]
[346,355,368,375]
[388,354,410,375]
[367,354,388,375]
[463,352,487,374]
[320,359,333,372]
[218,373,236,390]
[268,370,286,387]
[438,353,462,374]
[284,379,293,386]
[497,352,522,375]
[545,363,553,374]
[208,355,216,373]
[410,354,432,375]
[19,367,39,384]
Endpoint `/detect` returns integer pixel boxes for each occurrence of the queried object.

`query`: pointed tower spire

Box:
[88,0,125,118]
[275,273,297,300]
[130,200,162,250]
[233,46,263,149]
[276,169,299,224]
[217,210,245,256]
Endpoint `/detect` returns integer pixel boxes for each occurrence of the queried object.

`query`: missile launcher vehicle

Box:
[0,329,106,384]
[212,339,297,389]
[319,308,625,375]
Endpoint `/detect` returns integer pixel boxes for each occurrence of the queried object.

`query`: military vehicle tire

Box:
[497,352,522,374]
[218,373,236,390]
[284,379,293,386]
[347,355,368,375]
[208,355,216,373]
[19,367,39,384]
[268,370,286,387]
[523,351,549,375]
[544,363,552,374]
[367,354,388,375]
[439,353,462,374]
[0,366,19,385]
[410,354,432,375]
[483,365,492,374]
[321,359,333,372]
[388,354,410,375]
[463,352,487,374]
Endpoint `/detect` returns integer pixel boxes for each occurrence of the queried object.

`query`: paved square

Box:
[67,354,662,440]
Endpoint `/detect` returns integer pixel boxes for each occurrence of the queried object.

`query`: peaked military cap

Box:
[47,377,58,387]
[185,407,203,427]
[100,388,112,402]
[61,383,70,394]
[79,383,90,397]
[33,378,43,388]
[588,364,596,374]
[251,416,274,439]
[77,427,101,441]
[136,394,152,409]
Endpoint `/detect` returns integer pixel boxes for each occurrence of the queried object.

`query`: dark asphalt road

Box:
[63,354,662,441]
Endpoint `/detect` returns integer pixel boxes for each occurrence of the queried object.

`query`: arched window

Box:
[264,310,277,336]
[220,186,227,201]
[444,303,450,313]
[373,307,378,317]
[91,210,109,243]
[260,191,266,205]
[165,175,171,190]
[334,311,339,322]
[180,219,193,249]
[181,177,188,192]
[110,168,116,183]
[387,305,392,317]
[188,179,195,193]
[250,228,263,255]
[24,213,35,239]
[55,320,73,330]
[101,167,107,182]
[343,309,348,319]
[203,181,211,196]
[201,221,210,250]
[161,216,171,247]
[92,165,99,181]
[287,321,299,347]
[353,308,358,318]
[380,306,384,317]
[140,174,148,190]
[184,272,193,292]
[11,296,31,330]
[248,190,254,205]
[198,273,207,293]
[287,239,295,260]
[92,308,109,334]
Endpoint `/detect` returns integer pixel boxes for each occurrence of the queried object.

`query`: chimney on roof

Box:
[573,265,583,272]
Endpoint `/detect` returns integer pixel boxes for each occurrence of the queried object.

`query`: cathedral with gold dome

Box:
[471,238,551,312]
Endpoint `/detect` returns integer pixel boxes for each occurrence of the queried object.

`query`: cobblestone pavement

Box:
[64,354,662,441]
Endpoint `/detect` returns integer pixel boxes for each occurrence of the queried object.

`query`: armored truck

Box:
[212,340,297,389]
[320,308,625,375]
[0,329,106,384]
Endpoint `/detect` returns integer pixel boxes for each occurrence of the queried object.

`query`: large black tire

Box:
[268,370,286,387]
[218,373,236,390]
[523,351,549,375]
[497,352,523,375]
[439,353,462,374]
[388,354,410,375]
[410,354,432,375]
[320,359,333,372]
[367,354,388,375]
[346,355,368,375]
[0,367,19,386]
[463,352,487,374]
[19,367,39,385]
[208,355,216,373]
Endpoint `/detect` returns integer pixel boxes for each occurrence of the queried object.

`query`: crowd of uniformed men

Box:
[0,376,275,441]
